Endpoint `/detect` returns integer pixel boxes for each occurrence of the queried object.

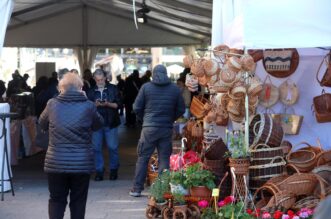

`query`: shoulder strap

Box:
[316,53,330,85]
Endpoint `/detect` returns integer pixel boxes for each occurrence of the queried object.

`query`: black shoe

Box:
[109,169,118,180]
[94,172,104,181]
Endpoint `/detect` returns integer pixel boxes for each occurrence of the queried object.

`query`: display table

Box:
[0,103,13,194]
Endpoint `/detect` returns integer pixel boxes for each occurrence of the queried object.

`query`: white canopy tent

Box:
[1,0,212,69]
[211,0,331,148]
[0,0,13,56]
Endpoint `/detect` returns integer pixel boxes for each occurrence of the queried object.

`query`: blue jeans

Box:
[92,127,119,172]
[132,127,172,192]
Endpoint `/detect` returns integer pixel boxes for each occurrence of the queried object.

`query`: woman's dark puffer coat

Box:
[39,91,103,173]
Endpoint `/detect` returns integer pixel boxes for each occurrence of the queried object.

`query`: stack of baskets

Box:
[249,144,286,191]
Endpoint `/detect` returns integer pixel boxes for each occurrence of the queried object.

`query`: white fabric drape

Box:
[0,0,14,56]
[214,0,331,49]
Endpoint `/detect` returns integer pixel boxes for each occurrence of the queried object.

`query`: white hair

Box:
[58,72,83,92]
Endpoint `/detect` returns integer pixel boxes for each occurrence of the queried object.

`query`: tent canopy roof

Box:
[5,0,212,48]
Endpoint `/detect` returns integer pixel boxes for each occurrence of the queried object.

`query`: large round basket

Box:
[204,138,227,160]
[249,156,286,191]
[249,114,284,147]
[287,150,316,173]
[228,158,250,175]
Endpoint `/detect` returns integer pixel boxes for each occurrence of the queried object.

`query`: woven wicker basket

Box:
[313,90,331,123]
[292,196,320,211]
[249,114,284,148]
[316,150,331,166]
[287,150,316,173]
[229,158,250,175]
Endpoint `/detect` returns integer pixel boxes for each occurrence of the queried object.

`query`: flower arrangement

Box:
[149,171,170,203]
[224,130,249,158]
[184,162,216,190]
[197,198,314,219]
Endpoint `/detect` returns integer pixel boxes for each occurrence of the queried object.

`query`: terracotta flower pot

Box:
[189,186,212,198]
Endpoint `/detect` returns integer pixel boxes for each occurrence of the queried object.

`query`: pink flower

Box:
[292,216,300,219]
[300,208,313,216]
[198,200,208,209]
[218,200,226,207]
[299,212,309,218]
[282,215,290,219]
[262,212,271,219]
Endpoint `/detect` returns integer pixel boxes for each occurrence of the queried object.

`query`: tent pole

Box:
[82,4,88,70]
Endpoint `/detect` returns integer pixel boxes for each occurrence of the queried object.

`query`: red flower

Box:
[224,196,235,204]
[246,209,253,215]
[273,210,283,219]
[287,210,295,219]
[253,209,261,217]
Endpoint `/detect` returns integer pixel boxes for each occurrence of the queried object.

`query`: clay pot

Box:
[189,186,212,198]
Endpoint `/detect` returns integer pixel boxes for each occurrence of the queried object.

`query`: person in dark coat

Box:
[32,76,49,118]
[123,69,141,127]
[129,64,185,197]
[87,69,122,181]
[116,75,125,116]
[39,72,103,219]
[140,70,151,85]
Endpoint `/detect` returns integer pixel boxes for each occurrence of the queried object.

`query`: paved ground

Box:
[0,123,150,219]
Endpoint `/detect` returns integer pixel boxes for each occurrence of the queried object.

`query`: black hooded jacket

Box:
[133,65,185,128]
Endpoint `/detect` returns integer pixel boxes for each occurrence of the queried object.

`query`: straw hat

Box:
[220,65,236,84]
[279,80,299,106]
[204,59,220,76]
[227,56,242,73]
[248,76,263,96]
[213,44,230,58]
[231,81,246,98]
[241,54,256,72]
[198,74,211,86]
[183,55,194,68]
[227,98,242,116]
[191,59,206,77]
[259,83,279,108]
[212,80,230,93]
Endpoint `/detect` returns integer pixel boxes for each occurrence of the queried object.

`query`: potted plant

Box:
[149,171,170,206]
[169,170,188,195]
[185,163,216,197]
[225,130,250,175]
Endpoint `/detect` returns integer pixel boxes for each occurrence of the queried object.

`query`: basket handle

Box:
[314,173,326,200]
[293,141,313,150]
[253,121,262,136]
[285,163,301,175]
[316,54,328,86]
[252,143,270,150]
[270,156,286,164]
[217,171,229,190]
[253,185,279,204]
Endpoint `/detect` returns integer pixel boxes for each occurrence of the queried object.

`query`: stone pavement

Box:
[0,124,150,219]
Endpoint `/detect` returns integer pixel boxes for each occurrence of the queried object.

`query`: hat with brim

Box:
[259,83,279,108]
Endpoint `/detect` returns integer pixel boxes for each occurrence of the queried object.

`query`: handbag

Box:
[190,95,209,119]
[316,51,331,87]
[35,123,49,149]
[272,105,303,135]
[263,49,293,72]
[313,89,331,123]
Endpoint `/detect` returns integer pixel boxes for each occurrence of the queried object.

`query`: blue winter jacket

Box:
[133,70,185,128]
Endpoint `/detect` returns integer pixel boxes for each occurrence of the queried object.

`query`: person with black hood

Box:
[123,69,141,127]
[129,64,185,197]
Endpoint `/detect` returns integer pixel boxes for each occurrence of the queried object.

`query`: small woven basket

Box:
[228,158,250,175]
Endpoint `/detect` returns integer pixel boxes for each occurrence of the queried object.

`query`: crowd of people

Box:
[0,65,194,219]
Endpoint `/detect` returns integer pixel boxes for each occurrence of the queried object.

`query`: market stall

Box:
[144,1,331,215]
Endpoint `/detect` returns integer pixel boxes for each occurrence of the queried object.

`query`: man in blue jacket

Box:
[130,64,185,197]
[88,69,121,181]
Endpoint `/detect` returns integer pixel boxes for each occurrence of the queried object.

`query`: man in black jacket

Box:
[130,64,185,197]
[39,72,103,219]
[88,69,122,181]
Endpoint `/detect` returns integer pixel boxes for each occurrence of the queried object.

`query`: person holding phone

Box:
[87,69,122,181]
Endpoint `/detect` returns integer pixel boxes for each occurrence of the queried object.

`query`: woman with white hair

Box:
[39,72,103,219]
